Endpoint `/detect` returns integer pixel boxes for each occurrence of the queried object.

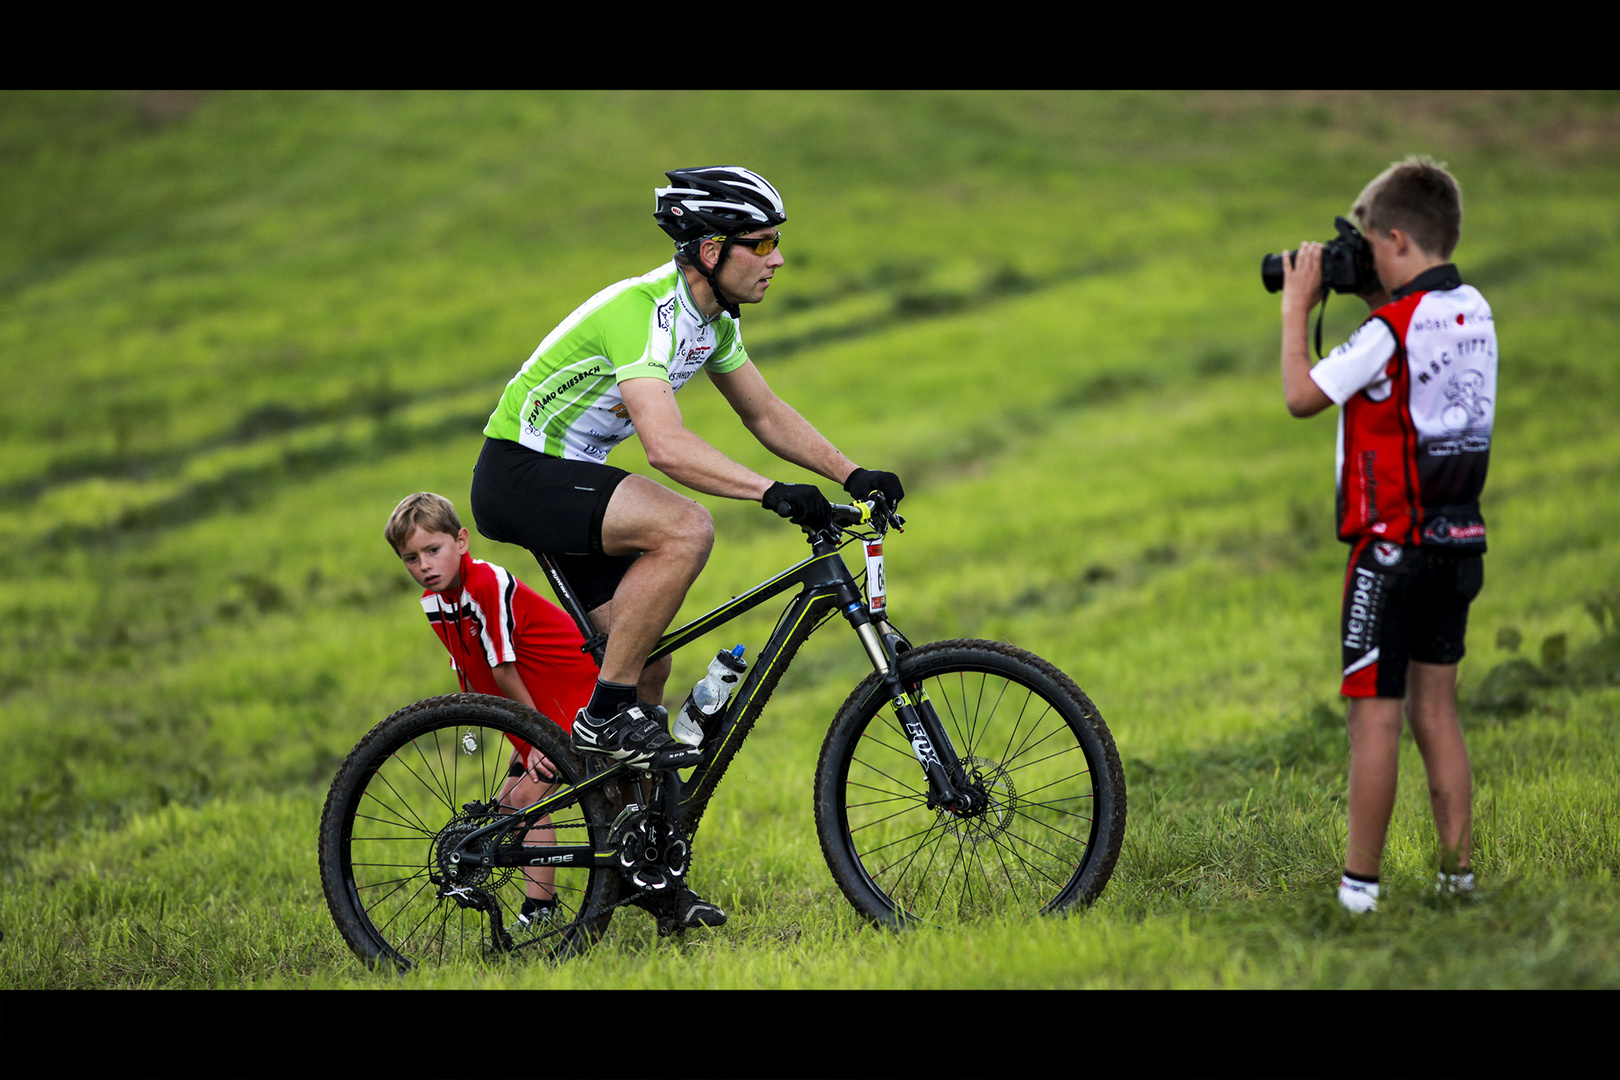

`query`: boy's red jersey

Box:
[1309,265,1496,550]
[421,552,597,731]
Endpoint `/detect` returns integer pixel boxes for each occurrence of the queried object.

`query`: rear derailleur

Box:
[430,800,515,950]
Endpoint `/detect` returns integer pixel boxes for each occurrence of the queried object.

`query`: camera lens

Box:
[1261,253,1286,293]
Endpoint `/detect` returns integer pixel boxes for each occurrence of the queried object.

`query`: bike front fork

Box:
[842,603,985,816]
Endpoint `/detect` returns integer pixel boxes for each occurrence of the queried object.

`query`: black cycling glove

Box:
[843,468,905,510]
[762,482,834,530]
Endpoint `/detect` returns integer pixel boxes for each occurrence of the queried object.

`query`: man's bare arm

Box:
[620,375,775,500]
[709,361,858,484]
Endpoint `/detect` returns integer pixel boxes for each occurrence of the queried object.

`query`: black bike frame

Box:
[451,519,976,876]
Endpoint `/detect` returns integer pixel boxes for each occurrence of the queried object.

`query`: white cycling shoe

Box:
[572,704,702,771]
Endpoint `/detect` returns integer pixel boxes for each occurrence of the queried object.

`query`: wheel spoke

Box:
[820,643,1125,926]
[320,698,619,969]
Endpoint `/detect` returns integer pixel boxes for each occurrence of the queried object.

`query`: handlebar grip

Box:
[829,502,869,526]
[828,498,904,533]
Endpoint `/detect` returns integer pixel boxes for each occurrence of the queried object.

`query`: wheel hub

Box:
[942,756,1015,844]
[432,804,507,894]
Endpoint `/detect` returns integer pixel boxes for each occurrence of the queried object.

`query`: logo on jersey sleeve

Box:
[656,298,677,332]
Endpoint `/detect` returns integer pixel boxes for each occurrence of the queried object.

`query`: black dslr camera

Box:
[1261,216,1379,295]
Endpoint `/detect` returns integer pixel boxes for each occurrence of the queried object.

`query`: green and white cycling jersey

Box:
[484,261,750,462]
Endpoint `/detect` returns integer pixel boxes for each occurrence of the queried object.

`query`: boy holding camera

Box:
[1277,157,1496,912]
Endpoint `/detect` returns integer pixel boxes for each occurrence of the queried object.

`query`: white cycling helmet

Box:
[654,166,786,316]
[655,166,786,246]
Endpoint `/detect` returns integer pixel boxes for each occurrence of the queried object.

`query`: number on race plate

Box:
[864,541,886,614]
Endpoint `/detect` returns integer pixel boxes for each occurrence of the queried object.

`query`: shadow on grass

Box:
[1472,590,1620,718]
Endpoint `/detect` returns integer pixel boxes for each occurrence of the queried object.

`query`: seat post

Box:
[537,554,608,669]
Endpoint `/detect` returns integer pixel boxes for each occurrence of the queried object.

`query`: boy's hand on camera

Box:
[1280,241,1324,316]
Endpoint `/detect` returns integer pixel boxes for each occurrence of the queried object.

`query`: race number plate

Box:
[864,540,886,614]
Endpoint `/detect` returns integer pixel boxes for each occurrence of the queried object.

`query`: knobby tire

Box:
[814,640,1126,928]
[318,694,620,971]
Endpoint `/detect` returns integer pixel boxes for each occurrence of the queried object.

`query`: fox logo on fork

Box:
[896,700,941,768]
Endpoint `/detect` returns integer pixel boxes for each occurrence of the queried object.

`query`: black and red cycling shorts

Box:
[1339,538,1483,698]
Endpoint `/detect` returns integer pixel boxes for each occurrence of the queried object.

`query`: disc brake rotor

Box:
[943,756,1016,845]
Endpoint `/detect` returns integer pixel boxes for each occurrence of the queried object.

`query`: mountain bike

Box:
[318,498,1127,971]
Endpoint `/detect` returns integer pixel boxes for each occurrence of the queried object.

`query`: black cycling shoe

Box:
[642,884,727,937]
[571,704,701,771]
[669,885,727,931]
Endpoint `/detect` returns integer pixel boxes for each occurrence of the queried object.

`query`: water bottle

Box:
[671,645,747,748]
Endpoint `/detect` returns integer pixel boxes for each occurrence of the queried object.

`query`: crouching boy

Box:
[385,491,599,928]
[1278,157,1494,912]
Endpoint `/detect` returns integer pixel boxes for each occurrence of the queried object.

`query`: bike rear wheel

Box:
[815,640,1126,928]
[319,694,619,971]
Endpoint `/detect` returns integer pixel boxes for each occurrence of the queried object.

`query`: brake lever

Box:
[862,493,904,534]
[821,498,904,537]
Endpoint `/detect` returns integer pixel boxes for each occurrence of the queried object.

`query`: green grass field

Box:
[2,90,1617,989]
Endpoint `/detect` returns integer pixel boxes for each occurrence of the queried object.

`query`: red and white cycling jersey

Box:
[1309,265,1496,550]
[421,552,597,732]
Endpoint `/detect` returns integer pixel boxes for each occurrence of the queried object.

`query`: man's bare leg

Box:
[570,476,713,769]
[591,474,714,700]
[569,477,727,928]
[588,595,673,709]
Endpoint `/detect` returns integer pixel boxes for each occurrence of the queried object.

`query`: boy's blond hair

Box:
[385,492,463,553]
[1352,155,1463,259]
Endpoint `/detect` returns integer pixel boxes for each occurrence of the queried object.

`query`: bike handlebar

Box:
[828,497,904,535]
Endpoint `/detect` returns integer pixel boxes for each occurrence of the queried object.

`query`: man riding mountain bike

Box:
[469,166,904,931]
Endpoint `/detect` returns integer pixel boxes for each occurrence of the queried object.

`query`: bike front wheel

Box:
[318,694,620,971]
[815,640,1126,928]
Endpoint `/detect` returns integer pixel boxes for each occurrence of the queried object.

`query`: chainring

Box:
[609,804,689,893]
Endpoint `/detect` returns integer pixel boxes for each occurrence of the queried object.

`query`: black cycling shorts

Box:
[469,438,637,612]
[1339,539,1483,699]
